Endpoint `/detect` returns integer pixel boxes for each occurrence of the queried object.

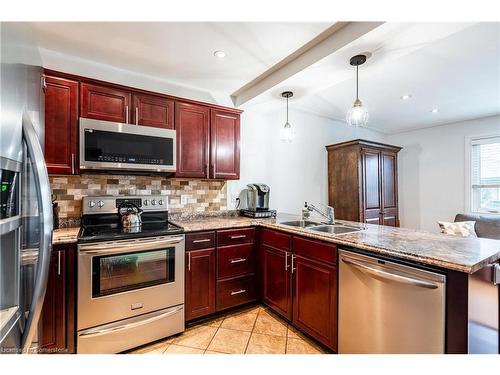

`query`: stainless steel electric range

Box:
[76,195,185,354]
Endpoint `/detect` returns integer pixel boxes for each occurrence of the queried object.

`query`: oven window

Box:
[92,248,175,298]
[84,129,173,166]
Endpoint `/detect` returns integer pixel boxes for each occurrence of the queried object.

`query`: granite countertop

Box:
[52,213,500,274]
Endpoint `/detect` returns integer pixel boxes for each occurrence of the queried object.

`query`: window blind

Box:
[471,136,500,213]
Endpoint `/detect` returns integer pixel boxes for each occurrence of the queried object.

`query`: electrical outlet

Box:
[180,195,189,205]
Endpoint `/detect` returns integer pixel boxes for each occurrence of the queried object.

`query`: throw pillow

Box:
[437,221,477,237]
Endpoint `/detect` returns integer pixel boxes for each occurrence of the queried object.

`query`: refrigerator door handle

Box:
[21,112,54,351]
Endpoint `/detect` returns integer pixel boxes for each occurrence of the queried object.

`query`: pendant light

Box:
[281,91,294,143]
[346,54,369,127]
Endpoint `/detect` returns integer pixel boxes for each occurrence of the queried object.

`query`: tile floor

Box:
[126,304,328,355]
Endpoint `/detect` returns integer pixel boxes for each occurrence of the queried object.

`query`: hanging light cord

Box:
[286,95,289,122]
[356,64,359,100]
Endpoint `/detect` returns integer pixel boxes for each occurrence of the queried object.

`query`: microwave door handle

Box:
[21,112,54,351]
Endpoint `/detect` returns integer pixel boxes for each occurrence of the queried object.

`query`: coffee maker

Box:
[240,183,276,218]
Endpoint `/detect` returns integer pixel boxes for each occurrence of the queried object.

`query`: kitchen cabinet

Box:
[185,231,216,321]
[326,139,401,226]
[38,244,76,354]
[44,75,79,175]
[132,93,174,129]
[260,229,293,320]
[80,82,131,123]
[210,109,240,180]
[175,102,210,178]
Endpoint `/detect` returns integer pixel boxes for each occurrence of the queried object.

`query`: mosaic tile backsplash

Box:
[50,174,228,222]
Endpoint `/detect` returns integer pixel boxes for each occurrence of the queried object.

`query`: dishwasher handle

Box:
[341,257,439,290]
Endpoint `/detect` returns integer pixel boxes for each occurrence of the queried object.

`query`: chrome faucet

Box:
[305,202,335,224]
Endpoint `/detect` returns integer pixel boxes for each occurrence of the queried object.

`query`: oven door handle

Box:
[79,236,184,255]
[78,305,184,338]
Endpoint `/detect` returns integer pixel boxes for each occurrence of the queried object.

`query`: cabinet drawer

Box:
[216,275,257,311]
[261,228,291,251]
[185,231,216,250]
[293,236,337,265]
[217,244,255,280]
[217,227,255,247]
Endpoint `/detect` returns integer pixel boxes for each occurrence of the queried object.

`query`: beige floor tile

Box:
[198,315,225,328]
[253,310,287,337]
[220,311,257,332]
[287,325,307,340]
[172,325,217,349]
[207,328,251,354]
[245,333,286,354]
[286,338,324,354]
[236,305,261,315]
[164,344,205,354]
[127,340,170,354]
[204,350,228,355]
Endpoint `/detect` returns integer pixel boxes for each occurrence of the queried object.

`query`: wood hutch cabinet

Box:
[326,139,402,226]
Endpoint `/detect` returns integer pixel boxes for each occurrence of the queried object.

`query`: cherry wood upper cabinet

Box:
[175,102,210,178]
[132,94,174,129]
[210,109,240,180]
[80,83,131,123]
[326,139,401,227]
[44,76,79,175]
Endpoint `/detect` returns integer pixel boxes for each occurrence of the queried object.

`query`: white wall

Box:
[387,115,500,232]
[227,108,386,215]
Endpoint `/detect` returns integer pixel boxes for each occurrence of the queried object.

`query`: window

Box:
[470,136,500,214]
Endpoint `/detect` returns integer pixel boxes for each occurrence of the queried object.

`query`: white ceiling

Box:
[30,22,332,94]
[243,22,500,133]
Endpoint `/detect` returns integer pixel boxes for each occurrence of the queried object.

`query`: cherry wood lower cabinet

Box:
[38,244,76,354]
[185,247,216,321]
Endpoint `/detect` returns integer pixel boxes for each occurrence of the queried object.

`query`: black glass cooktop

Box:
[78,212,184,243]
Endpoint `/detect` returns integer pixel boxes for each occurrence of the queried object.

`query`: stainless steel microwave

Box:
[79,118,176,173]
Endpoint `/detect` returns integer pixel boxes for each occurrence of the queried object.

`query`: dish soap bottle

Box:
[302,202,310,220]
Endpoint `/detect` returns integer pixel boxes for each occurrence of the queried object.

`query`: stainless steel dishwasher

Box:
[338,250,446,354]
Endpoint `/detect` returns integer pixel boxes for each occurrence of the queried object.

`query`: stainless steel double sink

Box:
[278,220,363,235]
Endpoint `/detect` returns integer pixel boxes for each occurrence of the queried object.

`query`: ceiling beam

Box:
[231,21,384,107]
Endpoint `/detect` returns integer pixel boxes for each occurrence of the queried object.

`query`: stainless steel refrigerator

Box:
[0,22,53,353]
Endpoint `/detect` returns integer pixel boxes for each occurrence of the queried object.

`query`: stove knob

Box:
[143,199,149,206]
[158,199,164,205]
[88,201,96,208]
[151,199,157,206]
[97,200,104,208]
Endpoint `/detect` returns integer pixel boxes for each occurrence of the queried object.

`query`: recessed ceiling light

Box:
[430,108,439,113]
[213,50,226,59]
[400,94,412,100]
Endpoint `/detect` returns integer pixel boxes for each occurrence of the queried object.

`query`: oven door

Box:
[79,118,176,173]
[78,235,184,330]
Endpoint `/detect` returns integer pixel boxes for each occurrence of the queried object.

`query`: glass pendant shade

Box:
[281,121,294,143]
[346,98,369,127]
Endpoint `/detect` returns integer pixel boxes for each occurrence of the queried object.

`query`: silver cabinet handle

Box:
[192,238,211,244]
[79,305,184,338]
[71,153,75,174]
[125,105,129,123]
[57,251,61,276]
[341,257,439,289]
[135,107,139,125]
[230,234,246,240]
[230,258,247,264]
[230,289,246,296]
[21,113,53,351]
[285,251,289,271]
[291,255,296,274]
[187,252,191,271]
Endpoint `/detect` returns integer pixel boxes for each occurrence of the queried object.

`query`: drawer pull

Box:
[230,289,246,296]
[192,238,212,244]
[230,235,247,240]
[230,258,247,264]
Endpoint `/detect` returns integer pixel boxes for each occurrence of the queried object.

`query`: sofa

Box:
[455,214,500,240]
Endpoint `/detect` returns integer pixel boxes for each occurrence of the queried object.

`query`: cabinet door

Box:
[80,83,131,123]
[210,109,240,180]
[293,255,337,351]
[44,76,78,175]
[361,148,382,225]
[175,102,210,178]
[39,249,66,351]
[185,248,216,321]
[381,151,399,227]
[132,93,174,129]
[261,244,292,321]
